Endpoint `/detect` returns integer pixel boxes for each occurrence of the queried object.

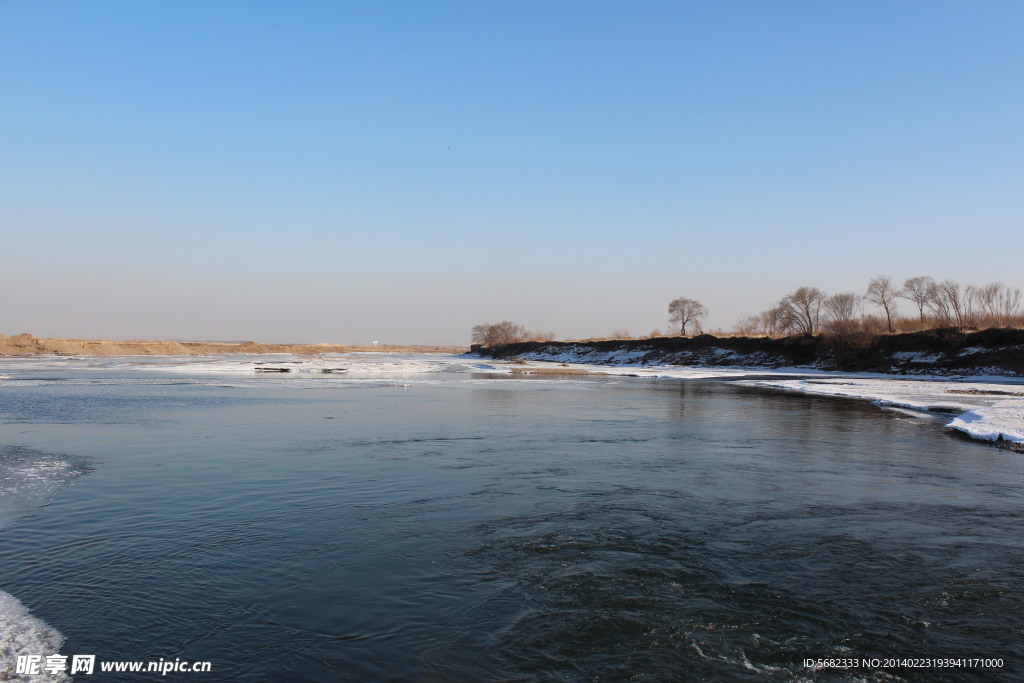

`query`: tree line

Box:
[736,277,1022,337]
[470,276,1022,346]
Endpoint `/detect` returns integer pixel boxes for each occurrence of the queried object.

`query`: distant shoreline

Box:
[0,333,466,357]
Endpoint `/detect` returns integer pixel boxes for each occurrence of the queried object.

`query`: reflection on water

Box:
[1,373,1022,681]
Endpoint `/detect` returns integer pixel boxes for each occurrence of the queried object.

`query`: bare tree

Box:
[733,315,760,336]
[824,292,859,327]
[779,287,827,335]
[739,305,792,337]
[974,282,1001,319]
[997,285,1023,324]
[823,292,864,339]
[900,276,935,322]
[471,321,529,346]
[763,305,793,336]
[865,275,899,333]
[972,282,1022,326]
[927,280,968,330]
[964,284,982,328]
[668,297,708,335]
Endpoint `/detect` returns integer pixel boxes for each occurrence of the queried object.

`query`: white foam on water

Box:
[0,447,84,678]
[0,591,68,682]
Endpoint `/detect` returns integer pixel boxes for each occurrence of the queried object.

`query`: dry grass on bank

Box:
[559,320,1024,346]
[0,333,467,357]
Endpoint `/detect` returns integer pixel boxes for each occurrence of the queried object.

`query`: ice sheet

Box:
[740,376,1024,444]
[0,354,510,380]
[0,447,87,531]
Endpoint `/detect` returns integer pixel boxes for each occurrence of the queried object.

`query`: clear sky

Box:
[3,1,1022,345]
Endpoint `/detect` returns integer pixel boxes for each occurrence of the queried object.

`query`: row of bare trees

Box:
[736,277,1022,337]
[471,277,1020,346]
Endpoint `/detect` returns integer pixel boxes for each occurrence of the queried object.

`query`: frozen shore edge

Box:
[473,330,1024,447]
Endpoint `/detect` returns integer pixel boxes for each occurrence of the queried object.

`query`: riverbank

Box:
[472,328,1024,377]
[0,333,466,356]
[472,329,1024,448]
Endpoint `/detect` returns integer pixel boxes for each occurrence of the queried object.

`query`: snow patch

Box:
[891,351,946,364]
[948,402,1024,443]
[743,377,1024,445]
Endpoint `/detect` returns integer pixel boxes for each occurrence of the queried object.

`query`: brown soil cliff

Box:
[472,328,1024,376]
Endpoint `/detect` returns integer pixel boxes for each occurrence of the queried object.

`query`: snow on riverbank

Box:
[495,355,1024,446]
[489,330,1024,377]
[485,339,1024,445]
[4,352,1021,445]
[740,376,1024,445]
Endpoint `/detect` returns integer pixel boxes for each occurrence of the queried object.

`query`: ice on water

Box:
[738,376,1024,444]
[0,353,508,378]
[0,447,85,681]
[1,352,1021,441]
[0,591,68,683]
[0,351,1021,677]
[0,446,87,531]
[475,355,1024,444]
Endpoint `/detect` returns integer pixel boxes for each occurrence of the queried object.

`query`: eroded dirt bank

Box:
[472,328,1024,376]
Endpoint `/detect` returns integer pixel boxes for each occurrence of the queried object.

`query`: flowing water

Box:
[1,355,1021,681]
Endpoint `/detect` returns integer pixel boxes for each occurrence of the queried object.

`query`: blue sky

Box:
[3,1,1022,344]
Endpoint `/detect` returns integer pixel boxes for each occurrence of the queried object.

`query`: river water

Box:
[1,355,1021,681]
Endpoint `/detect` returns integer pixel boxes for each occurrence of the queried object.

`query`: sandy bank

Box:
[0,333,465,357]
